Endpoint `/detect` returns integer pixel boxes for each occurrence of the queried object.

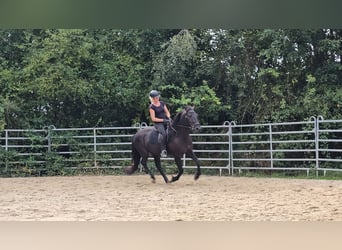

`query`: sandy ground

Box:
[0,174,341,221]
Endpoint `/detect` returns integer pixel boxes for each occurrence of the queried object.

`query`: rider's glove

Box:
[163,118,171,124]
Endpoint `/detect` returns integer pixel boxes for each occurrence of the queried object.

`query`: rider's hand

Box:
[163,118,171,124]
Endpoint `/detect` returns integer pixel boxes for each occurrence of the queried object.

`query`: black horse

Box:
[125,106,201,183]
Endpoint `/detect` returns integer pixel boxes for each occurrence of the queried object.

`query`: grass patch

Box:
[233,169,342,180]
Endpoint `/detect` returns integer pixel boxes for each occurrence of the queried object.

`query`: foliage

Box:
[0,97,4,130]
[0,29,341,130]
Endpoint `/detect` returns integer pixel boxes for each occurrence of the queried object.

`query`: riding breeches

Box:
[154,123,167,151]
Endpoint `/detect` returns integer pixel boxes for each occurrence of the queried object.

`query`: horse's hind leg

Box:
[141,156,156,183]
[171,157,184,182]
[154,157,169,183]
[124,146,140,175]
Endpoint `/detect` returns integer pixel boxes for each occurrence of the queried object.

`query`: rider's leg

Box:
[155,123,167,157]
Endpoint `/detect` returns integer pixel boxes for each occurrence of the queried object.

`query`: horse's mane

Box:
[172,111,182,124]
[172,106,193,124]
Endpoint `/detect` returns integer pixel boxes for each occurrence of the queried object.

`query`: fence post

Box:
[222,121,230,175]
[312,116,323,176]
[315,116,324,176]
[5,130,8,171]
[44,125,56,153]
[227,121,236,176]
[93,128,97,168]
[310,116,319,176]
[269,124,273,168]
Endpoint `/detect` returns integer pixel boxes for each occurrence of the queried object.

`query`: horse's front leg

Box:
[187,150,201,180]
[154,157,169,183]
[171,156,184,182]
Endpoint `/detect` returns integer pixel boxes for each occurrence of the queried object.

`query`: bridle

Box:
[169,109,200,131]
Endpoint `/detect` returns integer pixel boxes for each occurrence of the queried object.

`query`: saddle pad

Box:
[149,129,159,144]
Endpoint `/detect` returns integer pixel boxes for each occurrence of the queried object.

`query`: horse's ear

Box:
[184,105,191,111]
[185,104,195,110]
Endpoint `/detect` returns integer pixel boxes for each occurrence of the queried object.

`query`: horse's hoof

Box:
[151,178,156,184]
[162,176,170,183]
[171,176,178,182]
[124,166,133,175]
[194,173,201,181]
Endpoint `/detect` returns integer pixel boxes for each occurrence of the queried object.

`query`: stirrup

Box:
[160,150,167,158]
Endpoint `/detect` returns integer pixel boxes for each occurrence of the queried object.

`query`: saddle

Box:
[149,129,160,145]
[149,126,171,145]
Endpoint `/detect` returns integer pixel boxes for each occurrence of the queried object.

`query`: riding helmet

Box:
[149,90,160,98]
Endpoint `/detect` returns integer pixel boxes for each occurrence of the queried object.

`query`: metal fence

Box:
[227,116,342,175]
[0,116,341,176]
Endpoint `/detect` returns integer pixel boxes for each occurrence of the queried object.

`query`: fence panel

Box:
[229,120,317,175]
[317,119,342,174]
[0,129,48,173]
[1,117,341,176]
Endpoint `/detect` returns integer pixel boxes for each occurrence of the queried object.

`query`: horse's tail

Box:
[124,136,141,175]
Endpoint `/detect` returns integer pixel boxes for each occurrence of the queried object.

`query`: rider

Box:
[149,90,171,157]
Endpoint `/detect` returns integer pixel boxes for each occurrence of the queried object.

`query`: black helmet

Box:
[149,90,160,98]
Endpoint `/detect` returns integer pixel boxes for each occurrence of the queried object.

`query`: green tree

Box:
[0,29,341,129]
[0,98,4,130]
[152,29,230,124]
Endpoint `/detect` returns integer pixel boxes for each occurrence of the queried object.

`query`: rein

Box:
[174,124,192,129]
[167,123,190,135]
[168,107,199,134]
[169,123,199,133]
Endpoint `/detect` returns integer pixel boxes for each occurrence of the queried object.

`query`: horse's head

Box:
[183,106,201,132]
